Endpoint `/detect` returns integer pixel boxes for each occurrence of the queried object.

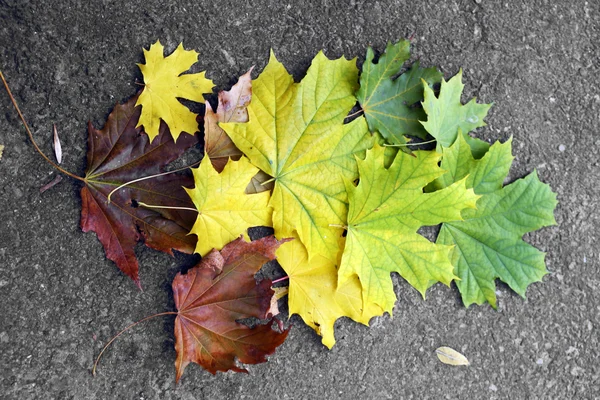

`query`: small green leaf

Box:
[421,70,491,154]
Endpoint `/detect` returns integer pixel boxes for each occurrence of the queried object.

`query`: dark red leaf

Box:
[81,94,199,287]
[173,236,290,380]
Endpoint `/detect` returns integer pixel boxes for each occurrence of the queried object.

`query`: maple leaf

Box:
[136,40,214,142]
[338,145,480,313]
[357,40,442,143]
[173,236,289,379]
[421,70,492,157]
[204,68,252,172]
[185,155,272,256]
[276,235,383,348]
[222,51,374,263]
[203,69,273,194]
[81,94,198,287]
[433,133,558,308]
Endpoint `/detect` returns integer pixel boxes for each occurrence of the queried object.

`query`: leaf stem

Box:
[0,71,84,182]
[271,276,289,284]
[92,311,178,377]
[345,108,364,120]
[383,139,437,147]
[328,224,348,229]
[137,201,198,213]
[106,160,201,203]
[261,177,276,186]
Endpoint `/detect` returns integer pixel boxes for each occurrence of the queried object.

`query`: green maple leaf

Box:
[357,40,442,143]
[421,70,491,157]
[338,145,479,314]
[434,133,558,308]
[222,51,373,262]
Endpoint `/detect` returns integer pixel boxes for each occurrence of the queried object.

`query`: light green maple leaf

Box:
[435,133,558,308]
[421,70,491,157]
[338,145,479,314]
[357,40,442,144]
[222,51,373,263]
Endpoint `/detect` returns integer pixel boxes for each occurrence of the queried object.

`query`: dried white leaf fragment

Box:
[53,124,62,164]
[435,346,470,366]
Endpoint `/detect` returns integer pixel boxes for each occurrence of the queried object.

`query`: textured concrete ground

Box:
[0,0,598,398]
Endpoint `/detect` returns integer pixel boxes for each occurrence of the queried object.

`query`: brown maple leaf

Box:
[173,235,290,379]
[204,68,253,172]
[81,94,199,287]
[203,68,274,193]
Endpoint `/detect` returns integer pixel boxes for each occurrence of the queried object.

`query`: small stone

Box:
[571,366,585,376]
[558,144,566,152]
[566,346,578,355]
[489,384,498,392]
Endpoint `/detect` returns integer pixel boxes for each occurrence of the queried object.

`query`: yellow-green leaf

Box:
[185,156,272,256]
[339,145,480,313]
[222,51,373,263]
[136,40,214,142]
[435,346,470,366]
[276,235,383,348]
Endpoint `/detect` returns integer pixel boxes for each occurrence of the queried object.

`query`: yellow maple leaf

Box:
[136,40,214,142]
[276,235,384,348]
[185,155,272,256]
[222,51,373,263]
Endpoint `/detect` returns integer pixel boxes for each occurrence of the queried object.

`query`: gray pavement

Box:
[1,0,599,398]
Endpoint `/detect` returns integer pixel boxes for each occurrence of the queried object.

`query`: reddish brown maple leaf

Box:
[173,236,290,379]
[81,94,199,287]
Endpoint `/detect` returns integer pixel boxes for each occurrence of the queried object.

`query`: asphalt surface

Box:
[1,0,599,399]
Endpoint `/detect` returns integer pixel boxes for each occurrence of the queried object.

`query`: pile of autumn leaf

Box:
[79,40,557,380]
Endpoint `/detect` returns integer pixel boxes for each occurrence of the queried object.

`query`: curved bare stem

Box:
[0,71,84,182]
[106,160,201,203]
[92,311,178,377]
[137,201,198,213]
